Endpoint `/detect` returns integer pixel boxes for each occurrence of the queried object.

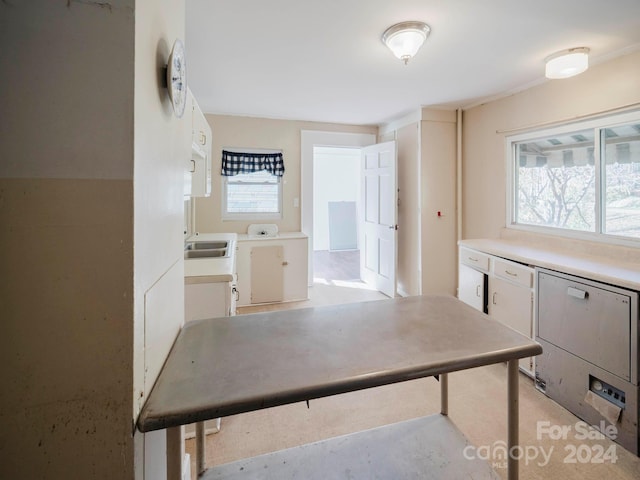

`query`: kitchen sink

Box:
[185,241,228,250]
[184,240,232,259]
[185,249,228,259]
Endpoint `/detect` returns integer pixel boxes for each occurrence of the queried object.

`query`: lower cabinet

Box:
[458,247,535,376]
[184,280,235,322]
[236,236,308,306]
[458,263,487,313]
[250,245,285,304]
[488,272,534,376]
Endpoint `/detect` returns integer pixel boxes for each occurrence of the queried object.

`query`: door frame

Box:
[301,131,376,285]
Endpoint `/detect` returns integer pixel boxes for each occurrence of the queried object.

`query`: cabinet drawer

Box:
[493,258,533,288]
[459,247,490,272]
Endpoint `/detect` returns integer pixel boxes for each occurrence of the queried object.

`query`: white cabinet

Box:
[457,247,489,312]
[250,245,285,304]
[184,280,235,322]
[185,88,212,198]
[236,235,308,306]
[458,247,535,376]
[183,92,194,197]
[458,263,486,312]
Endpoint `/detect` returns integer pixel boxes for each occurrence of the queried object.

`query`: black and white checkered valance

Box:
[221,150,285,177]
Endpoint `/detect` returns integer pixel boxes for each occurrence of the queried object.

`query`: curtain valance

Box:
[221,150,285,177]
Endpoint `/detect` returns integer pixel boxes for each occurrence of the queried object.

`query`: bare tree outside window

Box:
[515,128,596,232]
[603,129,640,238]
[512,119,640,240]
[517,163,596,231]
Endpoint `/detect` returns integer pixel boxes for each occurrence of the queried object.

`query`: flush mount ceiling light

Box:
[382,21,431,64]
[545,47,590,79]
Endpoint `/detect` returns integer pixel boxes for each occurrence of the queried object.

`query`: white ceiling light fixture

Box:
[382,21,431,65]
[545,47,590,79]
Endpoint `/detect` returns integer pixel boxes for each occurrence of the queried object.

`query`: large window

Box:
[508,111,640,242]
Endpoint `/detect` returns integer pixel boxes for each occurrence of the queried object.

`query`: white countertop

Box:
[184,233,237,283]
[186,232,238,243]
[237,232,308,241]
[459,238,640,291]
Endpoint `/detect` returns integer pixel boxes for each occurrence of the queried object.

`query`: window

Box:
[508,111,640,242]
[221,150,284,219]
[223,170,282,219]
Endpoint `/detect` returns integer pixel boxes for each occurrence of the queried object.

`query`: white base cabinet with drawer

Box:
[458,247,535,376]
[488,257,535,376]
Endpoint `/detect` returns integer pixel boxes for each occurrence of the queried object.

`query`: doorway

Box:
[313,146,361,283]
[301,130,376,285]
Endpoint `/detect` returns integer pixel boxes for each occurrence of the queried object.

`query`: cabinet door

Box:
[184,90,195,197]
[489,276,533,374]
[458,263,486,312]
[250,246,284,304]
[237,238,309,306]
[489,276,532,336]
[190,95,212,197]
[282,237,309,302]
[184,282,228,322]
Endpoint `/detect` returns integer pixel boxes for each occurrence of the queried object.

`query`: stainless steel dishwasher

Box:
[535,267,639,455]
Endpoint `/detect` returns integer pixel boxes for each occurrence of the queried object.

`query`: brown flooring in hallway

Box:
[313,249,360,281]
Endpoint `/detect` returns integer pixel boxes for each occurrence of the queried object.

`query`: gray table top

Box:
[137,295,542,432]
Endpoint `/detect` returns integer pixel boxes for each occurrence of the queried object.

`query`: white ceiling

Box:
[186,0,640,126]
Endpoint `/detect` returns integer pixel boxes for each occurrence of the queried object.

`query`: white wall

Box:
[462,51,640,241]
[134,0,188,477]
[313,147,361,251]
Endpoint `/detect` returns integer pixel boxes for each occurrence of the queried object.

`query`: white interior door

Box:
[360,141,397,298]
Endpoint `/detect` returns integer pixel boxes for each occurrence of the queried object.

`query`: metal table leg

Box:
[507,359,519,480]
[196,421,205,477]
[440,373,448,415]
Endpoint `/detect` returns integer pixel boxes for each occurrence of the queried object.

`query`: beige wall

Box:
[0,1,136,478]
[420,109,458,295]
[195,114,376,234]
[462,50,640,241]
[0,1,187,478]
[396,123,421,296]
[0,179,135,478]
[378,109,458,297]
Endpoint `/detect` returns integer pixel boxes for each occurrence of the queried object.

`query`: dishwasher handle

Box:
[567,286,588,300]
